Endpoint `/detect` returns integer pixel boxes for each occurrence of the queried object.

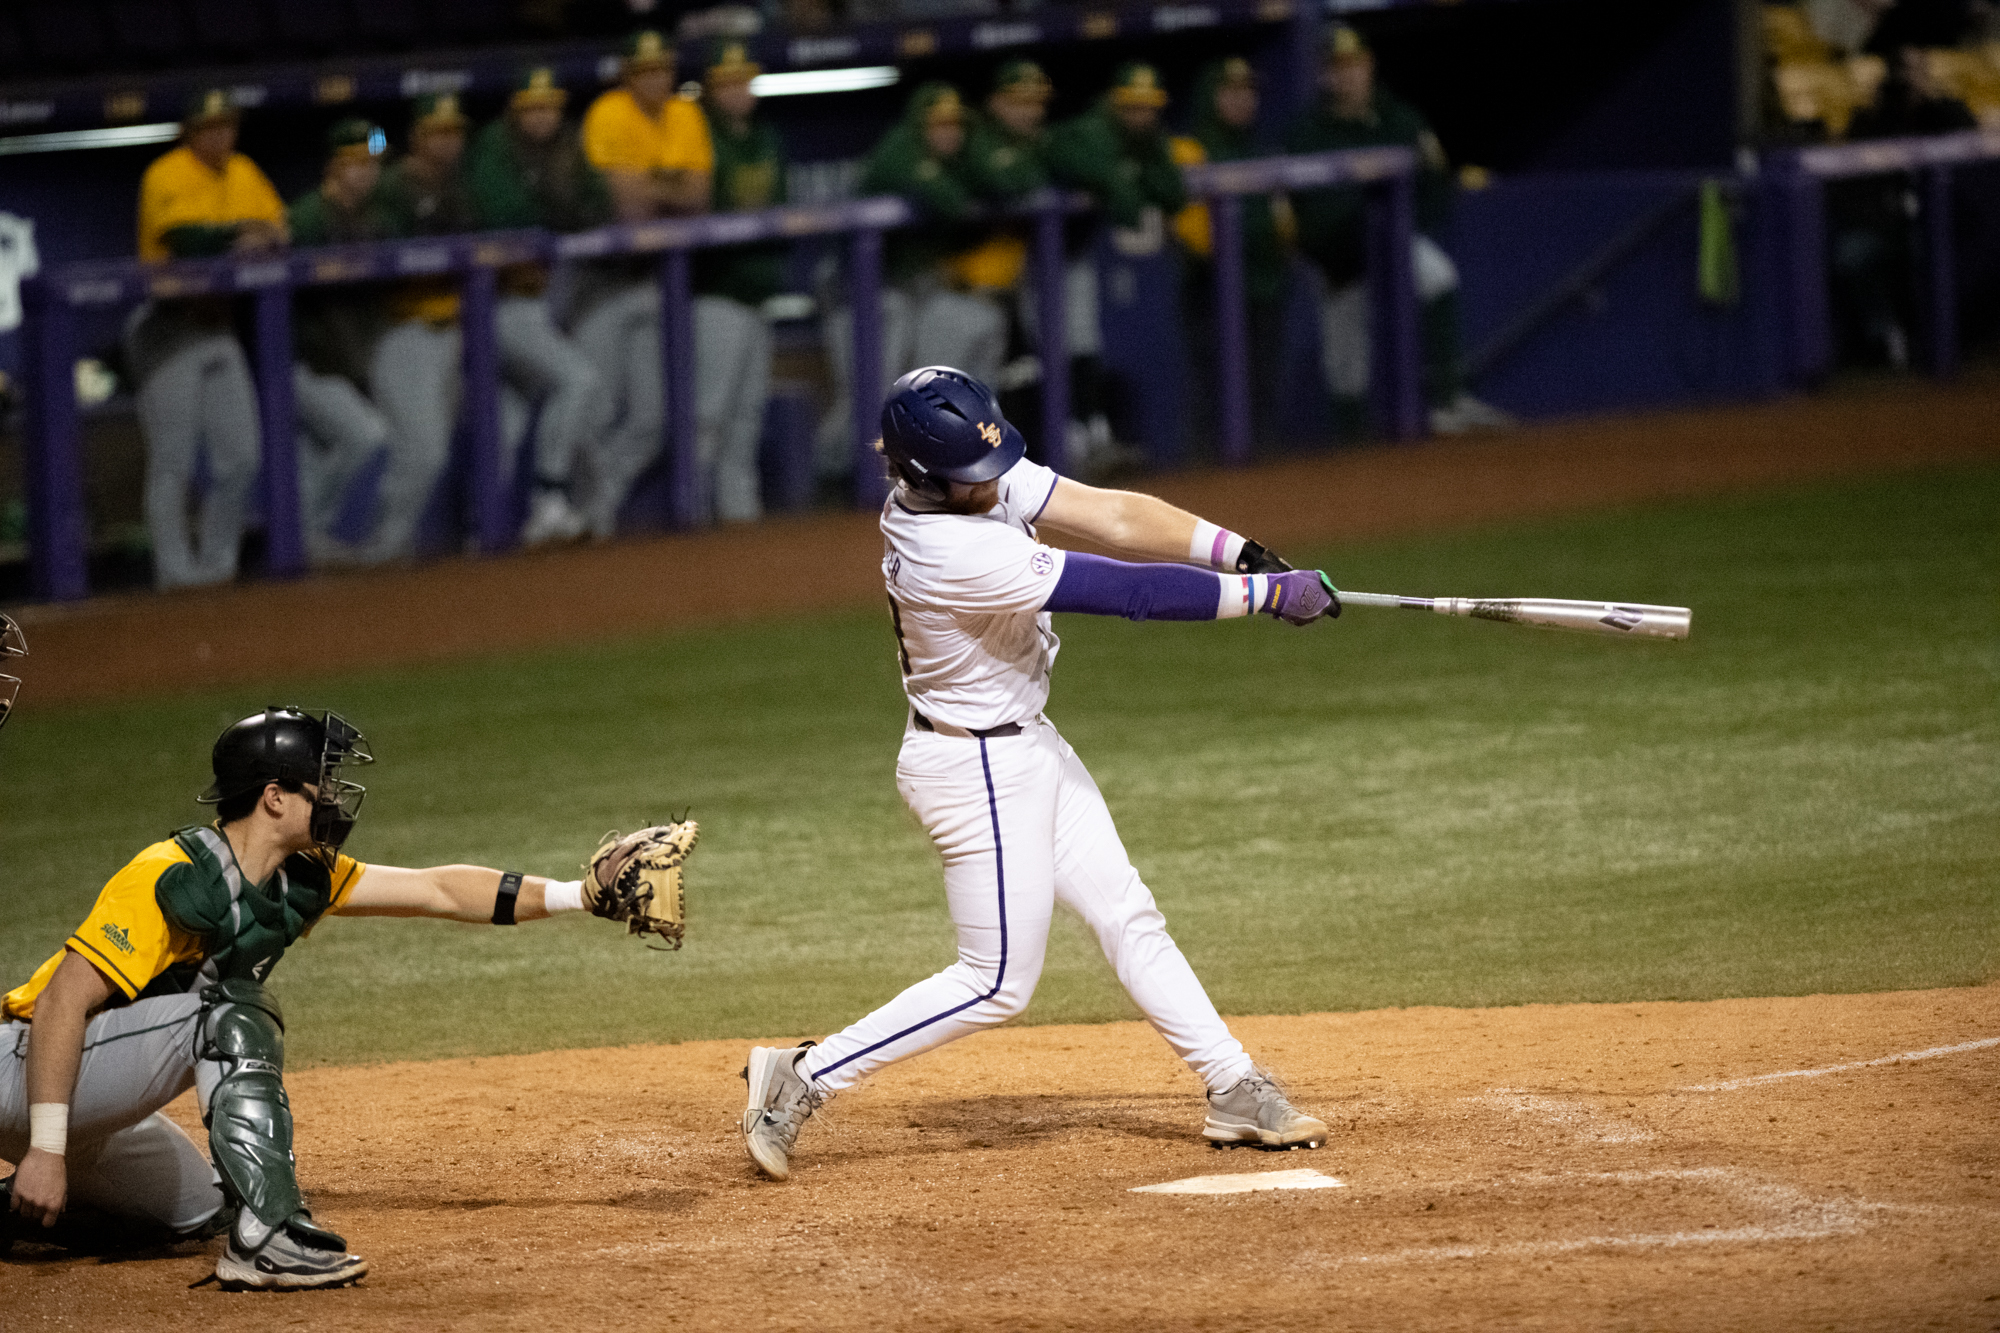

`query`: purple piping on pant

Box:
[807,735,1011,1082]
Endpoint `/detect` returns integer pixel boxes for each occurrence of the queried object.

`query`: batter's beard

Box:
[941,480,1001,514]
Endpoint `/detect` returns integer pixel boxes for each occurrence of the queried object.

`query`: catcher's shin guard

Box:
[198,980,311,1234]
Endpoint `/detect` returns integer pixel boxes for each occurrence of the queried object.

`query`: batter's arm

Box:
[1036,476,1196,559]
[1036,477,1291,573]
[335,864,568,923]
[12,950,117,1226]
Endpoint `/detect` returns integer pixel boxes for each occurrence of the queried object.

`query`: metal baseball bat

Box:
[1334,591,1692,641]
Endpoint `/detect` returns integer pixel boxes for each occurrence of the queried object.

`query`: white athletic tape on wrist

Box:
[1215,574,1267,619]
[1190,521,1246,571]
[544,879,585,914]
[29,1102,68,1156]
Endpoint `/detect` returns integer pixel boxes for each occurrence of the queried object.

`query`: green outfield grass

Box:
[3,463,1995,1067]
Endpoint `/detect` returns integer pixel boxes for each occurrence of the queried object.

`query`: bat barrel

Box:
[1333,591,1692,640]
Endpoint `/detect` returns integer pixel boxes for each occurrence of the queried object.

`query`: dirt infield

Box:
[8,984,1997,1331]
[11,373,2000,707]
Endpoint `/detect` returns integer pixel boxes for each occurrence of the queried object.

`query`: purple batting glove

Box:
[1264,571,1341,626]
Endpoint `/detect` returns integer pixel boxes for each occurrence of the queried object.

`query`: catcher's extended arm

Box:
[584,821,698,948]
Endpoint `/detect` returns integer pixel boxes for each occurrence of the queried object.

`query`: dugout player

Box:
[1286,26,1509,436]
[742,367,1333,1181]
[575,30,716,539]
[1045,63,1188,474]
[0,708,660,1287]
[130,90,288,591]
[467,67,613,546]
[288,119,397,565]
[818,84,1006,480]
[365,93,481,563]
[693,40,786,524]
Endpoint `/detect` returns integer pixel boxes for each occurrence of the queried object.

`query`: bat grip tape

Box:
[492,871,525,926]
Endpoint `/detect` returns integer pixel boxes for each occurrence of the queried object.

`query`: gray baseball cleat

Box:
[741,1042,826,1181]
[213,1211,368,1290]
[1203,1068,1328,1149]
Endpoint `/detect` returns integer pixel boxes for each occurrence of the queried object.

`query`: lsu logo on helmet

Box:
[978,422,1003,448]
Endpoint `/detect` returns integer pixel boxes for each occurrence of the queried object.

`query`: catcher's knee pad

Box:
[199,981,305,1231]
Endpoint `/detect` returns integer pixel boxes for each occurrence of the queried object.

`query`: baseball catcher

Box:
[1,707,696,1288]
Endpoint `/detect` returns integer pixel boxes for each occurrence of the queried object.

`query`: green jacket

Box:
[287,186,395,381]
[466,118,611,233]
[964,115,1048,200]
[1184,64,1287,305]
[861,119,990,283]
[697,107,788,306]
[1045,104,1187,229]
[1284,88,1451,287]
[375,157,478,237]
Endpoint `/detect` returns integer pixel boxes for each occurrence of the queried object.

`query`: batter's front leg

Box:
[801,729,1060,1094]
[1046,726,1255,1094]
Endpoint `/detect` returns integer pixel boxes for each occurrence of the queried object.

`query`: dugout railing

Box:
[16,144,1420,604]
[1769,126,2000,384]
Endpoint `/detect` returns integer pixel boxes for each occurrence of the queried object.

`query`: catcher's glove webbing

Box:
[584,821,698,949]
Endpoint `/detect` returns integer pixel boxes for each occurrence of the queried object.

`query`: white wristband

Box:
[1215,574,1268,619]
[543,879,585,914]
[1189,520,1246,571]
[29,1102,68,1156]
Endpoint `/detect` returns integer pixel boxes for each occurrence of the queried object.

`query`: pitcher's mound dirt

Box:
[9,984,1998,1331]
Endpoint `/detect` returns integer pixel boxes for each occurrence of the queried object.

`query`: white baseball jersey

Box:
[880,458,1067,732]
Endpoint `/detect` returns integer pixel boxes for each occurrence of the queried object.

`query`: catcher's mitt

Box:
[584,820,698,949]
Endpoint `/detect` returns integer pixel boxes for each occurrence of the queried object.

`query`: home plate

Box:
[1130,1168,1347,1195]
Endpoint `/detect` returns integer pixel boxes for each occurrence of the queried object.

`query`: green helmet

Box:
[991,59,1051,102]
[182,88,240,127]
[325,117,384,159]
[906,81,967,127]
[704,39,762,85]
[1107,62,1168,109]
[621,28,674,71]
[511,66,569,109]
[410,92,470,133]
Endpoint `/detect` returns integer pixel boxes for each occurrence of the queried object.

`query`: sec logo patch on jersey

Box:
[1031,551,1054,575]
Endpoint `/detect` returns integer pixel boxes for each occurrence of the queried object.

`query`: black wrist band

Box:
[492,871,524,926]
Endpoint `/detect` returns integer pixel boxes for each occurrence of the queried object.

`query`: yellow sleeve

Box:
[63,842,204,1001]
[1169,139,1212,259]
[658,98,715,175]
[583,91,654,174]
[228,155,287,229]
[137,149,193,262]
[324,855,368,915]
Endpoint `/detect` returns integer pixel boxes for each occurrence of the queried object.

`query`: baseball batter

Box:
[743,367,1336,1180]
[0,707,694,1288]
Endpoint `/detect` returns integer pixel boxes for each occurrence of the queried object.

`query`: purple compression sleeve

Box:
[1044,552,1221,621]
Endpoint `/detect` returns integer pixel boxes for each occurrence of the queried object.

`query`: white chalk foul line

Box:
[1323,1168,1874,1269]
[1680,1036,2000,1092]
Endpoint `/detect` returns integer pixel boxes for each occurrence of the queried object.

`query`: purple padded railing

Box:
[18,146,1421,602]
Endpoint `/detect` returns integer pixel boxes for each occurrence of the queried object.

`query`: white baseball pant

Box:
[803,715,1255,1095]
[0,994,224,1233]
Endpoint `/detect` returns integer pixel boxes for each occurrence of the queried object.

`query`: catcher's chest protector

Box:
[157,828,343,991]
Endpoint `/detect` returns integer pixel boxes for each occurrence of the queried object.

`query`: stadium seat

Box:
[105,0,193,67]
[20,4,112,73]
[189,0,271,59]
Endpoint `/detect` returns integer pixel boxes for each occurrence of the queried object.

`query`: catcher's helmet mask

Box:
[879,366,1026,500]
[0,612,25,732]
[199,706,375,853]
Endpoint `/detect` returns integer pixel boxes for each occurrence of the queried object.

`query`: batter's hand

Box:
[584,820,698,948]
[1235,539,1293,575]
[1265,571,1341,626]
[9,1147,66,1227]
